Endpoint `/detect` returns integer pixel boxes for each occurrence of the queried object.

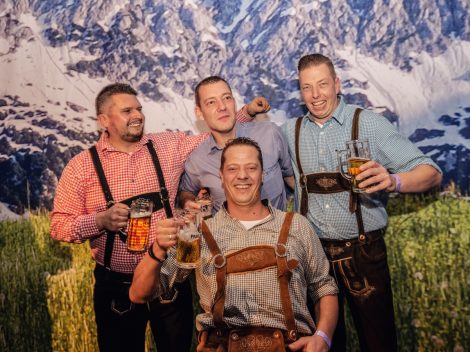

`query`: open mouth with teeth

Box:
[128,120,143,127]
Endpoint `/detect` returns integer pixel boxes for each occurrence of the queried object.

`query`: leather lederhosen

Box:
[294,108,366,237]
[197,212,301,352]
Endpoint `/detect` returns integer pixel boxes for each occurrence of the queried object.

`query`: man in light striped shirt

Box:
[130,137,338,352]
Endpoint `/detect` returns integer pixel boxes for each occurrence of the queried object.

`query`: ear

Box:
[195,106,205,121]
[219,170,225,185]
[335,76,341,95]
[97,113,109,131]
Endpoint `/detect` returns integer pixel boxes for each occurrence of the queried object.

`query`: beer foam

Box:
[130,211,152,218]
[179,222,198,241]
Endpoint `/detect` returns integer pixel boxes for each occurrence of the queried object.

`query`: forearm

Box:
[129,243,165,303]
[236,105,254,122]
[50,212,102,243]
[389,164,442,193]
[314,294,338,340]
[284,176,295,190]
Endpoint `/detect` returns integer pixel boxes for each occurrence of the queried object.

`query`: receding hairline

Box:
[298,54,337,79]
[195,76,232,107]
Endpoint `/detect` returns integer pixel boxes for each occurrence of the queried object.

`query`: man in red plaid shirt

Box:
[50,83,269,352]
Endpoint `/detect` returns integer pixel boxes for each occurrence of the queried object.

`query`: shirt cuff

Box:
[75,213,106,241]
[237,105,254,122]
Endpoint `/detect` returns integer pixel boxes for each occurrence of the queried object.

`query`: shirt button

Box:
[325,204,330,209]
[320,167,325,172]
[319,149,324,155]
[320,131,324,135]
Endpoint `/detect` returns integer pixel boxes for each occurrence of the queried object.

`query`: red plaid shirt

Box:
[51,109,251,273]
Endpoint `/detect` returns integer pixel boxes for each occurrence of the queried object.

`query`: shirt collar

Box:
[219,199,274,225]
[208,122,240,154]
[305,95,346,127]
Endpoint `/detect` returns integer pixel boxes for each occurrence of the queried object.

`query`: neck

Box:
[212,129,236,148]
[226,201,269,221]
[107,135,140,153]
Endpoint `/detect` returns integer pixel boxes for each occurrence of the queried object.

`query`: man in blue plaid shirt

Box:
[281,53,442,352]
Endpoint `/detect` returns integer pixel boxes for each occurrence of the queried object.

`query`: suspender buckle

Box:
[158,288,179,304]
[299,173,308,189]
[274,243,287,258]
[213,253,226,269]
[106,200,115,208]
[160,188,169,202]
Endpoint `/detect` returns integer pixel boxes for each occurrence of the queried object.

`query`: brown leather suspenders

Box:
[294,108,365,237]
[201,212,300,342]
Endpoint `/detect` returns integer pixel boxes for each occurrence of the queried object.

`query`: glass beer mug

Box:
[127,198,153,252]
[174,209,201,269]
[337,139,371,193]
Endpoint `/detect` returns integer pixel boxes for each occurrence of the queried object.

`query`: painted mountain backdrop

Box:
[1,0,469,215]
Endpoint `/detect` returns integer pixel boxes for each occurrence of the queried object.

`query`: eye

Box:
[206,100,215,106]
[301,86,310,91]
[137,107,143,113]
[122,108,132,114]
[224,95,233,101]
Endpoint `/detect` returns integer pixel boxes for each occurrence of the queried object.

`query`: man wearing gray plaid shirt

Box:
[130,137,339,352]
[281,54,442,352]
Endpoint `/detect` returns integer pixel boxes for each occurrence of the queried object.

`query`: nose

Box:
[132,109,144,119]
[311,86,320,99]
[216,99,227,112]
[236,167,248,179]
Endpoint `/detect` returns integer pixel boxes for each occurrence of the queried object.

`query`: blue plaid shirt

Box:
[281,97,441,240]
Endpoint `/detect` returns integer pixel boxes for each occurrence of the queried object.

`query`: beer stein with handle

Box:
[337,139,371,193]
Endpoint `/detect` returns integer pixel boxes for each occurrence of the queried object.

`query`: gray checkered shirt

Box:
[281,97,441,240]
[157,205,338,334]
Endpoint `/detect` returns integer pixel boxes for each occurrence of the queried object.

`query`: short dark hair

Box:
[298,54,336,78]
[95,83,138,115]
[194,76,231,107]
[220,137,263,171]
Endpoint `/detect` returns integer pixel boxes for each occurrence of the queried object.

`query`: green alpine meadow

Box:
[0,194,468,351]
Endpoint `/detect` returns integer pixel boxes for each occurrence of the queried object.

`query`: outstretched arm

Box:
[236,96,271,122]
[288,294,338,352]
[356,163,442,194]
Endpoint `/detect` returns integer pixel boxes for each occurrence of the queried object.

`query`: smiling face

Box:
[219,144,263,209]
[195,80,237,138]
[98,93,145,150]
[299,63,341,123]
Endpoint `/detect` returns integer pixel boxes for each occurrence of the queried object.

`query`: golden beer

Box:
[127,198,153,252]
[176,236,201,268]
[348,157,370,192]
[127,214,151,252]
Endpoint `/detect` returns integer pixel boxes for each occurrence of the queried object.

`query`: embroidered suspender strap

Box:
[294,118,350,215]
[145,140,173,218]
[350,108,366,237]
[201,214,300,336]
[294,117,309,215]
[201,220,228,330]
[275,212,298,341]
[89,146,118,270]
